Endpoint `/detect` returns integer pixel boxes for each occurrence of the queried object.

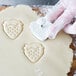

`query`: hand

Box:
[46,0,76,39]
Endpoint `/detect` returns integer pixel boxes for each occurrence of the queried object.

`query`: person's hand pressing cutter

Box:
[30,0,76,41]
[46,0,76,38]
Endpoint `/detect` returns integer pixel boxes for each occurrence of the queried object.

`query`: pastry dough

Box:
[0,5,73,76]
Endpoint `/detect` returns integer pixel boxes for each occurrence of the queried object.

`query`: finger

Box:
[48,8,74,39]
[64,21,76,34]
[45,1,65,23]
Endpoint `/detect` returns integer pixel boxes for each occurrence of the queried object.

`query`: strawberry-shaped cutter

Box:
[30,17,52,41]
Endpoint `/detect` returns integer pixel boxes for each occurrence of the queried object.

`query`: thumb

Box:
[48,8,75,39]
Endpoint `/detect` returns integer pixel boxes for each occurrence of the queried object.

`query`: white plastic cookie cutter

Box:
[30,16,76,41]
[30,17,52,41]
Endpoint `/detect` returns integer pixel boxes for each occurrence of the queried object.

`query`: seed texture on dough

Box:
[23,42,44,63]
[3,19,24,39]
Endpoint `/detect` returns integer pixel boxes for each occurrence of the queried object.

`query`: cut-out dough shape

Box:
[3,19,23,39]
[23,42,44,63]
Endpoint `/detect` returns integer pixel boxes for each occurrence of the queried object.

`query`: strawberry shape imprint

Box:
[3,19,23,39]
[23,42,44,63]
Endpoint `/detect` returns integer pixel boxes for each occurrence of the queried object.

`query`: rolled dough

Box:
[0,5,73,76]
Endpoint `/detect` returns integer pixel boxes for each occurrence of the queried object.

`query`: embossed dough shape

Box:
[0,5,73,76]
[24,42,44,63]
[3,19,23,39]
